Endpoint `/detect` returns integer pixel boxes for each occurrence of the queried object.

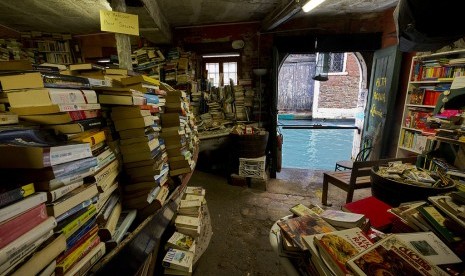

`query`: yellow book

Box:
[72,130,106,147]
[120,75,160,86]
[59,204,97,238]
[56,234,100,274]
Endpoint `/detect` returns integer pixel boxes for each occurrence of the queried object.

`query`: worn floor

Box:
[190,168,371,276]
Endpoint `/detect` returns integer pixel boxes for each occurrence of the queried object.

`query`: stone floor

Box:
[190,168,371,276]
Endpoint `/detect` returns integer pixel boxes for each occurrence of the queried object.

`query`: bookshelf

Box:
[20,32,77,65]
[396,49,465,157]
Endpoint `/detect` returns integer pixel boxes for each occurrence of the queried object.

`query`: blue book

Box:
[144,94,159,104]
[66,217,97,248]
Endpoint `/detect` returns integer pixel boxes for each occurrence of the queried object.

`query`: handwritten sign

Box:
[100,10,139,36]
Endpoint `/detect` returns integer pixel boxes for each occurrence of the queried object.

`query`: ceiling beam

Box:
[140,0,172,44]
[261,0,302,32]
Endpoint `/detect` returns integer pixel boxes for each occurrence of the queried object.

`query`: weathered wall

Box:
[319,53,360,109]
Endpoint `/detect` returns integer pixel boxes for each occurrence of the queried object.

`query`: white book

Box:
[113,209,137,243]
[37,260,57,276]
[185,186,205,196]
[64,242,105,276]
[0,230,54,275]
[175,215,200,229]
[396,232,462,265]
[320,209,365,228]
[48,88,98,104]
[162,248,194,272]
[0,217,56,265]
[48,180,84,202]
[0,192,47,224]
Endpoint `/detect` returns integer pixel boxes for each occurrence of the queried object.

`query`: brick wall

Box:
[318,53,360,109]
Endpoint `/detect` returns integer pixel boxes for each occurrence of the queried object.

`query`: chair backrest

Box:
[355,146,373,162]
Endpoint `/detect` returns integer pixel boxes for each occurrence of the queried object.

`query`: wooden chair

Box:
[322,157,417,206]
[335,146,373,171]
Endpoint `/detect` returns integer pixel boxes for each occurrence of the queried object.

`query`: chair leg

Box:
[346,189,354,204]
[322,175,332,206]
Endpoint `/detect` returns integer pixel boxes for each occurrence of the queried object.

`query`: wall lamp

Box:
[302,0,326,13]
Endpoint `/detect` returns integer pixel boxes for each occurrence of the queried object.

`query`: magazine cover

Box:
[347,234,448,276]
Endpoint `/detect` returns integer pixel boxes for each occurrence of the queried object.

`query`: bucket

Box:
[230,131,269,158]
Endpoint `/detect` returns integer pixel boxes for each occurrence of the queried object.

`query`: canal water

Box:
[278,119,355,170]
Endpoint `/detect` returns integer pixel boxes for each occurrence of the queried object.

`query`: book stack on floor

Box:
[174,187,206,240]
[233,84,247,121]
[164,187,205,275]
[162,231,196,275]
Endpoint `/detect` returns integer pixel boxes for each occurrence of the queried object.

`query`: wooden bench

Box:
[322,157,417,206]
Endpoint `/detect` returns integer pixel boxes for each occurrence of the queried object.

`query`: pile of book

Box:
[163,186,206,275]
[233,84,247,121]
[276,199,465,276]
[132,46,165,73]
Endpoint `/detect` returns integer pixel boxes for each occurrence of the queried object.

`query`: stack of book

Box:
[162,231,196,275]
[174,187,206,239]
[160,86,196,177]
[233,84,247,121]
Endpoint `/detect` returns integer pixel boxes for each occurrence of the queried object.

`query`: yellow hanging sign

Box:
[100,10,139,36]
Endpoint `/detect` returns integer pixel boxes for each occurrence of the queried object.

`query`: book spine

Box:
[0,203,48,249]
[46,143,92,167]
[58,103,101,112]
[51,157,97,179]
[0,230,54,275]
[0,192,47,224]
[67,110,100,121]
[60,205,97,239]
[92,159,119,186]
[0,183,35,208]
[98,202,122,242]
[77,130,106,147]
[0,216,56,265]
[42,73,91,89]
[44,167,96,191]
[48,89,97,105]
[113,210,137,243]
[63,242,105,276]
[66,219,97,249]
[37,260,56,276]
[56,234,100,274]
[58,224,99,264]
[10,234,67,276]
[47,184,98,218]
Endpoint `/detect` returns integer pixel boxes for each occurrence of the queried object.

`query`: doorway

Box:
[276,52,368,171]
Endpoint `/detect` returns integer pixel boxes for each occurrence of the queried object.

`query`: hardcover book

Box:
[277,214,336,250]
[346,234,448,276]
[162,248,194,272]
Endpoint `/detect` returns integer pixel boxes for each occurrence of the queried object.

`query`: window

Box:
[203,56,239,87]
[328,53,346,73]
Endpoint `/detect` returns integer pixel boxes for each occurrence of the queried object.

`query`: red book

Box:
[342,196,395,231]
[0,203,48,249]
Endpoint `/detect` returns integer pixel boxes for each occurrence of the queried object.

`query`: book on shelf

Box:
[303,227,374,276]
[0,71,44,91]
[319,209,366,229]
[0,216,56,266]
[0,192,47,224]
[112,209,137,244]
[98,201,122,241]
[395,232,462,265]
[110,106,152,120]
[47,117,106,134]
[0,203,48,249]
[162,248,194,272]
[346,234,448,276]
[9,103,101,116]
[6,88,97,107]
[10,234,66,276]
[113,115,155,132]
[165,232,195,251]
[55,233,100,275]
[289,203,324,217]
[98,93,146,106]
[0,182,35,208]
[56,204,97,239]
[66,221,98,250]
[63,241,105,276]
[46,183,98,218]
[277,213,336,251]
[0,142,92,169]
[41,72,91,89]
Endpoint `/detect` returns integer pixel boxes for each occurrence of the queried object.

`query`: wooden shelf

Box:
[90,145,199,275]
[406,104,435,108]
[435,136,465,146]
[401,126,423,132]
[398,146,422,154]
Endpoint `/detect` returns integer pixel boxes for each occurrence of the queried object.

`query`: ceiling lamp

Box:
[302,0,326,13]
